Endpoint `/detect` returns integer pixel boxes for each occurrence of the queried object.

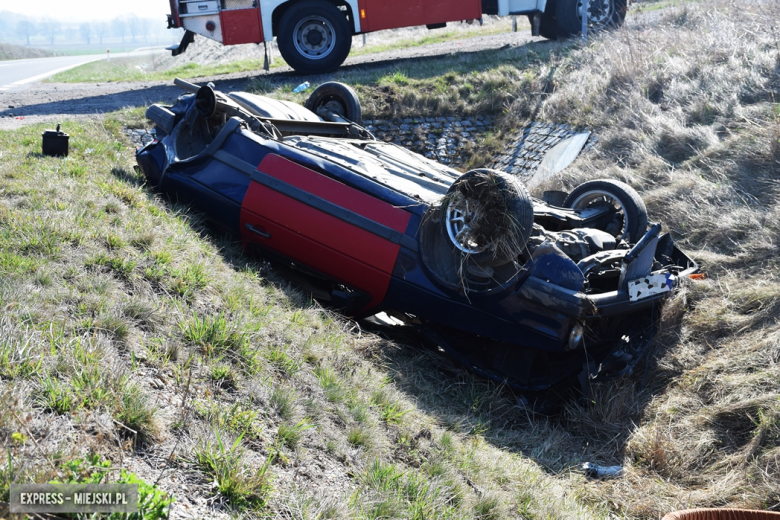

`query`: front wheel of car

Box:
[555,0,627,38]
[441,169,534,267]
[277,0,353,74]
[563,179,648,243]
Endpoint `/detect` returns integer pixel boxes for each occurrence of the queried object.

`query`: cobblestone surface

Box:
[363,115,494,167]
[490,122,596,182]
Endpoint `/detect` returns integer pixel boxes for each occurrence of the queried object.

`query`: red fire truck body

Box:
[166,0,626,73]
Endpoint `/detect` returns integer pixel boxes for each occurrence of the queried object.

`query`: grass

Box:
[347,20,521,59]
[0,113,598,517]
[194,429,273,510]
[2,0,779,517]
[49,57,268,84]
[0,42,58,60]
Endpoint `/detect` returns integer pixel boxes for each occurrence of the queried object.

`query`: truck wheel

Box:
[277,0,352,74]
[305,81,362,123]
[441,169,534,267]
[563,179,647,243]
[555,0,627,38]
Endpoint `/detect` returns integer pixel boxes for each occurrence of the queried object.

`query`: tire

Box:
[563,179,648,243]
[304,81,362,123]
[441,169,534,267]
[277,0,352,74]
[555,0,627,38]
[539,13,560,40]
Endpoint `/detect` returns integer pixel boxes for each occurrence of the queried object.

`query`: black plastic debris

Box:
[42,124,69,157]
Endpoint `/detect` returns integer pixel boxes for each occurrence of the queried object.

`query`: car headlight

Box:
[568,323,584,350]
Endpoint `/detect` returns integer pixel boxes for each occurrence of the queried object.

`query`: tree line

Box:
[13,15,160,46]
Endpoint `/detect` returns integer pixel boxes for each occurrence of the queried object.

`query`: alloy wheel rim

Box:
[445,193,492,254]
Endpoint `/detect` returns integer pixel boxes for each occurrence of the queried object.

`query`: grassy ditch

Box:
[2,0,780,517]
[229,0,780,514]
[0,116,599,517]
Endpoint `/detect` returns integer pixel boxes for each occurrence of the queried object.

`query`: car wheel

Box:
[277,0,352,74]
[304,81,362,123]
[563,179,648,243]
[555,0,627,38]
[441,169,534,267]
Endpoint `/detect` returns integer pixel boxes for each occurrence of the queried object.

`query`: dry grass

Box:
[3,1,780,517]
[515,0,780,515]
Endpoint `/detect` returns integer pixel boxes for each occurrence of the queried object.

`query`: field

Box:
[2,0,780,518]
[0,43,57,61]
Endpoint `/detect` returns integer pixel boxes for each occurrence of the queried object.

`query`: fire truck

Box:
[166,0,626,73]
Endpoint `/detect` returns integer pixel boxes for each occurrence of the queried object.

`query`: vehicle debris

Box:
[136,79,698,399]
[581,463,624,479]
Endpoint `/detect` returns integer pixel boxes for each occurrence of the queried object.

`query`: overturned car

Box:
[136,80,698,395]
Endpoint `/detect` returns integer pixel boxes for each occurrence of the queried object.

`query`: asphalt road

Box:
[0,49,165,92]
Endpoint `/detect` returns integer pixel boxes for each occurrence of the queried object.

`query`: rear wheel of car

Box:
[304,81,362,123]
[563,179,648,243]
[441,169,534,267]
[277,0,352,74]
[555,0,627,38]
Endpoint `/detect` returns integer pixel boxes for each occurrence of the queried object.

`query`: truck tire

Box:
[563,179,647,243]
[277,0,352,74]
[555,0,627,38]
[441,169,534,267]
[305,81,362,123]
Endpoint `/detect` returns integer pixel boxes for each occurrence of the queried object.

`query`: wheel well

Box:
[271,0,356,38]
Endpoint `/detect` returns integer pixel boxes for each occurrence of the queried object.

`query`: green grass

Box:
[49,57,267,83]
[276,418,313,449]
[0,113,601,516]
[347,21,520,59]
[194,430,274,510]
[5,2,778,516]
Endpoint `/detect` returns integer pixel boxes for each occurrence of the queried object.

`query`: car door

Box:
[239,153,411,312]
